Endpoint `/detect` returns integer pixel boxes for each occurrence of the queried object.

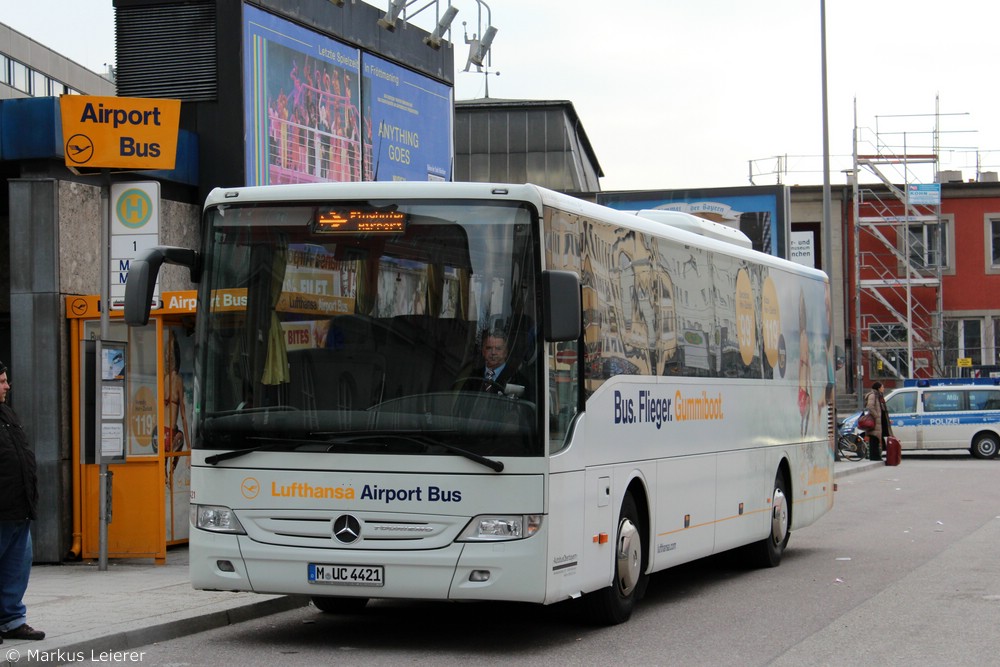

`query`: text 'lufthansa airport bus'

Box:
[124,182,834,624]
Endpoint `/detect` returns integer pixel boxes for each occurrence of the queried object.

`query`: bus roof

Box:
[203,181,827,284]
[628,209,753,249]
[204,182,549,208]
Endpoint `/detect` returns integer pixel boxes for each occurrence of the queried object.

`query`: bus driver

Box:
[472,330,531,399]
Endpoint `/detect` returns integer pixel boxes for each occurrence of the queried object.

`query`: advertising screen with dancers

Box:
[243,5,453,186]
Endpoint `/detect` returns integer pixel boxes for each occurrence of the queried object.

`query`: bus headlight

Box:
[192,504,246,534]
[457,514,543,541]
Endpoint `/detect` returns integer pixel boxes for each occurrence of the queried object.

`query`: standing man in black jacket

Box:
[0,361,45,642]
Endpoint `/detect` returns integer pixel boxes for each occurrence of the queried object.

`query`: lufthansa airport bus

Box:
[124,182,834,624]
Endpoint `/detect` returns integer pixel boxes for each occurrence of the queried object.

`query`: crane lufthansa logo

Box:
[65,134,95,165]
[240,477,260,499]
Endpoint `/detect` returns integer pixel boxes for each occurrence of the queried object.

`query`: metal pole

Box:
[820,0,835,402]
[904,133,913,378]
[934,96,945,374]
[853,101,864,407]
[98,171,110,571]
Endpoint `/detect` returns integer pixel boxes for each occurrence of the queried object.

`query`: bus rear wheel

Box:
[311,596,369,614]
[584,493,647,625]
[746,470,790,568]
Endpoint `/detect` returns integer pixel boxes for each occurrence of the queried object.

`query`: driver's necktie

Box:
[485,369,495,382]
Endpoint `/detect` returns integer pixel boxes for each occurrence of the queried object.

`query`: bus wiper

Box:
[205,432,504,472]
[403,434,504,472]
[204,437,321,464]
[441,443,504,472]
[319,430,505,473]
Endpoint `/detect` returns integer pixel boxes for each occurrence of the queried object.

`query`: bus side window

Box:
[548,341,578,453]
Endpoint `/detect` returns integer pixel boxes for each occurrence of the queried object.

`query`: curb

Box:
[834,460,885,479]
[1,595,309,666]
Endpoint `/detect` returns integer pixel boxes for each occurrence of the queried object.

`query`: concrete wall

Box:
[9,178,68,562]
[57,181,200,295]
[6,176,199,562]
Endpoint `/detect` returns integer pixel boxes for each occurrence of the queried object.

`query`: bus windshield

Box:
[197,199,542,458]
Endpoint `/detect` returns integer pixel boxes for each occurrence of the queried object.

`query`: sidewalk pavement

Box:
[1,548,308,666]
[2,458,884,665]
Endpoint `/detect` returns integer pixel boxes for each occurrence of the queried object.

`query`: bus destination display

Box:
[315,208,406,234]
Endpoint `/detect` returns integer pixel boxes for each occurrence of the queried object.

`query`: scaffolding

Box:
[851,105,944,403]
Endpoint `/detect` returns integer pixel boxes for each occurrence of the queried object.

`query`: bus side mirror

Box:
[124,246,201,326]
[542,270,581,343]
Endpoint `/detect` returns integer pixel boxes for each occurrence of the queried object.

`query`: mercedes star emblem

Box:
[332,514,362,544]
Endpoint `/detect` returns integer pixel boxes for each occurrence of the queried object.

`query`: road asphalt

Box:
[0,458,883,665]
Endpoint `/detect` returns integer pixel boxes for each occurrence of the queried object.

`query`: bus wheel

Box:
[311,596,369,614]
[585,493,647,625]
[971,433,1000,459]
[747,470,790,568]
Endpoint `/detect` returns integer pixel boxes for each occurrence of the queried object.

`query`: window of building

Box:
[944,318,983,367]
[995,318,1000,367]
[0,54,9,86]
[869,323,906,344]
[10,59,29,93]
[986,216,1000,275]
[31,69,47,97]
[869,323,908,379]
[870,347,909,379]
[906,220,948,270]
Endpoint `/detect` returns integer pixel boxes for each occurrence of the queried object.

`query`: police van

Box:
[841,379,1000,459]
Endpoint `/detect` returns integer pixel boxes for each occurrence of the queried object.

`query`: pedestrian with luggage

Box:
[863,381,890,461]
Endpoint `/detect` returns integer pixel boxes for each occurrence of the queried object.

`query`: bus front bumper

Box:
[190,526,548,603]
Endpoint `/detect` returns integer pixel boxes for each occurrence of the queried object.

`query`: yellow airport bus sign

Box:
[59,95,181,170]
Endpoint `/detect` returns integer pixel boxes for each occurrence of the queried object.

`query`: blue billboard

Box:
[362,54,453,182]
[242,5,452,186]
[597,186,790,258]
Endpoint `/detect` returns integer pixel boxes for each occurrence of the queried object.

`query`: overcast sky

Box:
[6,0,999,191]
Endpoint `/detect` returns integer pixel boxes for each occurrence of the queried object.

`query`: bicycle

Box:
[836,431,867,461]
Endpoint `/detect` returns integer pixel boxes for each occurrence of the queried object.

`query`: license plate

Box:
[308,563,385,587]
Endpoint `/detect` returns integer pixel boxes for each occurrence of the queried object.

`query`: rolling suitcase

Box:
[884,436,901,466]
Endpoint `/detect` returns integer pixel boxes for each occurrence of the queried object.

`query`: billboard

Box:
[242,5,452,185]
[362,54,453,182]
[597,186,790,259]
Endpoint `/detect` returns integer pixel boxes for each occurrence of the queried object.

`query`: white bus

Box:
[125,182,834,624]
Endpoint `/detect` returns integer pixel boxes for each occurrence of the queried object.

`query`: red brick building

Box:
[846,176,1000,392]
